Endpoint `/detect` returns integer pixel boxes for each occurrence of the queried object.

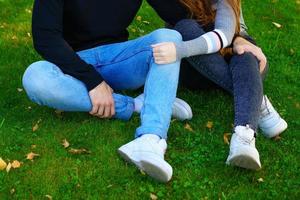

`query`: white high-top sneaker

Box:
[134,94,192,121]
[118,134,173,182]
[259,95,288,138]
[226,126,261,170]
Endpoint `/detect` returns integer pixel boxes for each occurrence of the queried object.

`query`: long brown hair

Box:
[179,0,241,34]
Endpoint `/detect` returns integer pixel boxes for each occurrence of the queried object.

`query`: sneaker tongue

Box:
[235,126,255,141]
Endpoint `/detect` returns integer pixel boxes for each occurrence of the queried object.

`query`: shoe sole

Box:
[118,148,172,183]
[140,157,172,183]
[173,98,193,120]
[260,118,288,138]
[227,154,261,170]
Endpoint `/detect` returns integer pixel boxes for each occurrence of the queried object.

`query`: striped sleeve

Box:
[176,0,237,59]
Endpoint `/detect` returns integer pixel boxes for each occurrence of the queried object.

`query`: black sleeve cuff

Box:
[81,65,104,91]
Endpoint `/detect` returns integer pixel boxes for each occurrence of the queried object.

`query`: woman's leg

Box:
[229,53,263,131]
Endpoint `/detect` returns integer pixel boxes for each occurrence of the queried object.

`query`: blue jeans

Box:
[174,19,264,131]
[22,29,182,139]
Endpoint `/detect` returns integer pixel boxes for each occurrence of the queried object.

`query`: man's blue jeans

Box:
[22,29,182,139]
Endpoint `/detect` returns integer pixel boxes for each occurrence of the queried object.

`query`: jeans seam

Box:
[96,47,152,67]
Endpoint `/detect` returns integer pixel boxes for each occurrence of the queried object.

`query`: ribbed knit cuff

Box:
[175,41,189,61]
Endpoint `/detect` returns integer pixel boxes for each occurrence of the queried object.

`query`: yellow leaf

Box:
[206,121,213,129]
[136,16,142,21]
[150,193,158,200]
[11,160,21,169]
[26,152,40,161]
[272,22,282,28]
[0,158,7,170]
[257,178,264,182]
[6,162,12,173]
[223,133,231,145]
[45,195,53,200]
[32,123,39,132]
[31,144,37,149]
[62,139,70,148]
[184,123,194,132]
[32,119,42,132]
[10,188,15,195]
[68,148,91,155]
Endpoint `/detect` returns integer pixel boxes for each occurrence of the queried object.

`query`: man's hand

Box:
[88,81,115,118]
[152,42,177,64]
[233,36,267,73]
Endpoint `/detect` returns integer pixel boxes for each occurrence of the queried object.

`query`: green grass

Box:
[0,0,299,199]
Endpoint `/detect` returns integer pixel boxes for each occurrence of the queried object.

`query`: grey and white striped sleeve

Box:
[176,0,237,59]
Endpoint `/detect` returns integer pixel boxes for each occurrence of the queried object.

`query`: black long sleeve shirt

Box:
[32,0,187,91]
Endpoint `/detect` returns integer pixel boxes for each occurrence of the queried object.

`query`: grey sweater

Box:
[176,0,238,59]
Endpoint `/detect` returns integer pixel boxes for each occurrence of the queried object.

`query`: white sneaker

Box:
[226,126,261,170]
[118,134,173,182]
[259,95,288,138]
[134,94,192,121]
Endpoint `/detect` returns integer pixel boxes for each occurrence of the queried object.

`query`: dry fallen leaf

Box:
[223,133,231,145]
[206,121,213,129]
[273,135,281,141]
[136,16,142,21]
[6,162,12,173]
[26,152,40,161]
[45,195,53,200]
[257,178,264,182]
[272,22,282,28]
[10,188,15,195]
[62,139,70,148]
[32,123,39,132]
[32,119,42,132]
[31,144,37,149]
[150,193,158,200]
[184,123,194,132]
[11,160,21,169]
[0,158,7,170]
[17,88,23,92]
[68,148,91,155]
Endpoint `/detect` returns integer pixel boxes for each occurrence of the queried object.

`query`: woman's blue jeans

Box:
[22,29,182,139]
[175,19,264,131]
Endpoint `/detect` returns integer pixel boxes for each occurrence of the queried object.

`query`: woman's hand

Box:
[152,42,177,64]
[233,36,267,73]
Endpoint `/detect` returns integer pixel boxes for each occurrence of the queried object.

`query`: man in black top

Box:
[22,0,269,182]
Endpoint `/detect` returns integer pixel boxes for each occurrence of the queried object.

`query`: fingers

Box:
[89,104,99,115]
[97,104,105,117]
[111,100,115,116]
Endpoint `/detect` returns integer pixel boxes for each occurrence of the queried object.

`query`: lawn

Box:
[0,0,299,199]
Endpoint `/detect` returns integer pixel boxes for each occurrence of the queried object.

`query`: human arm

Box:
[152,0,237,63]
[32,0,104,91]
[233,36,267,73]
[32,0,114,118]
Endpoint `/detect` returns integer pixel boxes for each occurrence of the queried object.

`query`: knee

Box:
[174,19,205,41]
[22,61,55,102]
[151,28,182,44]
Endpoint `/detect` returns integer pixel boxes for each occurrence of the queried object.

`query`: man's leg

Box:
[23,61,135,120]
[84,29,182,182]
[82,28,182,139]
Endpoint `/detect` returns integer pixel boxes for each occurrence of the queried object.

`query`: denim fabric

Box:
[175,19,263,131]
[23,28,182,139]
